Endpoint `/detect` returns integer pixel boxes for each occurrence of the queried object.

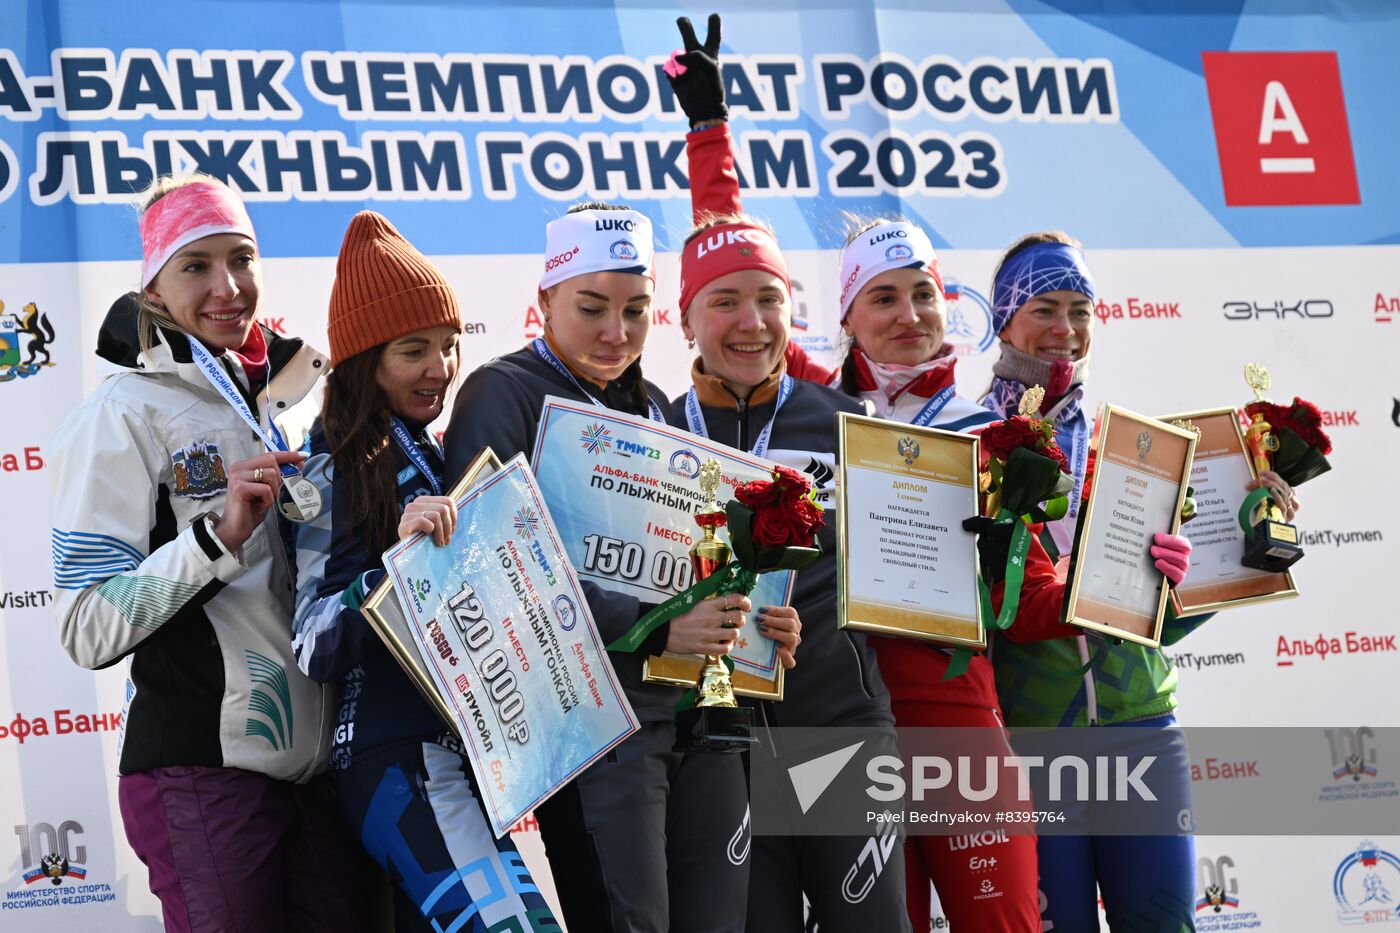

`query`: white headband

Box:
[837,221,940,318]
[539,208,655,291]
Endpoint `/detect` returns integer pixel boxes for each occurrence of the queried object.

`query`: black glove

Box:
[963,516,1014,585]
[668,14,728,128]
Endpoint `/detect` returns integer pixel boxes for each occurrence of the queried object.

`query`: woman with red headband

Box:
[48,175,366,932]
[444,201,794,932]
[665,18,912,931]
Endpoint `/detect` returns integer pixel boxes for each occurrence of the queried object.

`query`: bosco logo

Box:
[0,300,59,383]
[1333,841,1400,924]
[1202,51,1360,206]
[543,245,580,272]
[609,239,638,261]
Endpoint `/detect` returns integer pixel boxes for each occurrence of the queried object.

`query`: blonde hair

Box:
[134,173,232,352]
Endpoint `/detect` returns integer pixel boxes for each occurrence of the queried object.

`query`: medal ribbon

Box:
[389,417,442,497]
[531,338,664,424]
[685,374,793,459]
[187,339,299,478]
[908,384,956,428]
[942,511,1031,681]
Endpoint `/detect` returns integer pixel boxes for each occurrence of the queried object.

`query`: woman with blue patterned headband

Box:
[982,232,1299,932]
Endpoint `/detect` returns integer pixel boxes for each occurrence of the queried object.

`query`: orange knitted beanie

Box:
[327,211,461,366]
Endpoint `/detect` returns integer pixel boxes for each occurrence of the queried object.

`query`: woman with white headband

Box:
[444,201,784,933]
[48,175,366,932]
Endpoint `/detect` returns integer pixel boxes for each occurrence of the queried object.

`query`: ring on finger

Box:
[253,467,265,482]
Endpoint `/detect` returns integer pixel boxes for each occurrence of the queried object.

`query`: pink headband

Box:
[140,181,257,288]
[678,223,790,313]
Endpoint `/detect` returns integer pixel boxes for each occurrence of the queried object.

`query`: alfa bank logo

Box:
[1201,52,1360,206]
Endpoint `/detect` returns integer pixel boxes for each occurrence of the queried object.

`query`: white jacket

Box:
[49,295,334,782]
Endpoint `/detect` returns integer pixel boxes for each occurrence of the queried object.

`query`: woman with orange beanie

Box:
[292,211,558,931]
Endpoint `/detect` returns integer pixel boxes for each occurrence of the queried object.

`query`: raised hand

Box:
[663,13,728,128]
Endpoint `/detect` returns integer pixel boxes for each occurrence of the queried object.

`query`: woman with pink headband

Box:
[48,175,367,932]
[664,17,912,931]
[445,200,787,932]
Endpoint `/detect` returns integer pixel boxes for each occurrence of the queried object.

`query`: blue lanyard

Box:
[531,338,664,424]
[187,339,297,478]
[1063,413,1089,518]
[685,374,793,459]
[908,384,957,428]
[389,417,442,497]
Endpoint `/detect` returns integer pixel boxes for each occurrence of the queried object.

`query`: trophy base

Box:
[674,705,756,753]
[1241,518,1304,572]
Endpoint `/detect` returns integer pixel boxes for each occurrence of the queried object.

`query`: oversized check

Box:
[382,453,637,837]
[530,396,795,698]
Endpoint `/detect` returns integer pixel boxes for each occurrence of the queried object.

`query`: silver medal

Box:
[278,473,323,523]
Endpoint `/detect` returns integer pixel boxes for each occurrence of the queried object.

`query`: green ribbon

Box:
[942,511,1030,682]
[1238,487,1272,533]
[605,564,759,654]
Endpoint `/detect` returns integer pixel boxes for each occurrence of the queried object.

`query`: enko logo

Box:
[1202,52,1360,206]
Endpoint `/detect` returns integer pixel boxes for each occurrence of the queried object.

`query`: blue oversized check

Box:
[383,454,637,837]
[530,397,795,685]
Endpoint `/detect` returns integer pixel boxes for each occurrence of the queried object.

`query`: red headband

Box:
[678,223,791,313]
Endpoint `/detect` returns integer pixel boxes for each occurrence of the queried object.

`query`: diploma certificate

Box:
[1160,408,1298,614]
[1064,406,1198,647]
[531,397,796,699]
[836,413,983,648]
[377,453,638,837]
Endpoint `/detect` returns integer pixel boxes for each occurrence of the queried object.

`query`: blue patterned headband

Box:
[991,242,1096,335]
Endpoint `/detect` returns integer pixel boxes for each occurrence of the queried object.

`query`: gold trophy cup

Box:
[1241,363,1303,571]
[675,459,756,752]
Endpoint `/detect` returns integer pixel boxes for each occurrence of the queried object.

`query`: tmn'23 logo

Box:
[16,821,87,886]
[0,301,58,383]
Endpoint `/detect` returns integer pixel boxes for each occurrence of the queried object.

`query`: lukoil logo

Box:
[1202,51,1360,206]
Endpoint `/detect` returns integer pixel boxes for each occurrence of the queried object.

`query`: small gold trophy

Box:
[1241,363,1303,571]
[675,459,756,752]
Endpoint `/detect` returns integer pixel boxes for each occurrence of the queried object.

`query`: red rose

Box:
[772,464,813,496]
[753,508,796,548]
[978,417,1035,462]
[734,478,781,509]
[1080,448,1097,501]
[786,495,825,541]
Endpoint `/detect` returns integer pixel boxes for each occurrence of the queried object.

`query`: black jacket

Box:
[672,377,893,729]
[445,346,679,722]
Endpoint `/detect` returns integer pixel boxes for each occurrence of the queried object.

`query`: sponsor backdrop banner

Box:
[1,1,1397,928]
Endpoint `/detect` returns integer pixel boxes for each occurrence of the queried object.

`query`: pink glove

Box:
[663,49,688,79]
[1151,532,1192,586]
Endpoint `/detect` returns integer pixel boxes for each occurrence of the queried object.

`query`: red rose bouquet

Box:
[1242,396,1333,486]
[606,466,822,658]
[977,407,1074,524]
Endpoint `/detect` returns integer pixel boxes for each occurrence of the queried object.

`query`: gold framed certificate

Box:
[360,446,502,733]
[1063,406,1198,648]
[1159,407,1298,614]
[835,413,984,649]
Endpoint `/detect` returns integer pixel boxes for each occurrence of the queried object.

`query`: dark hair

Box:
[991,231,1081,288]
[320,346,400,558]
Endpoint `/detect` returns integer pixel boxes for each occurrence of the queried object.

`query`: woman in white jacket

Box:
[48,175,367,933]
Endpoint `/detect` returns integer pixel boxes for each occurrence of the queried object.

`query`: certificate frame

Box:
[359,446,503,734]
[834,412,985,649]
[530,396,792,702]
[1063,405,1198,648]
[1158,406,1299,615]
